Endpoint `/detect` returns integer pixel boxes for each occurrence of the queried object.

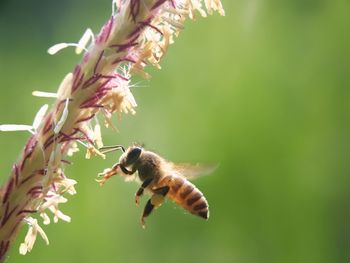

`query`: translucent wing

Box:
[169,162,218,180]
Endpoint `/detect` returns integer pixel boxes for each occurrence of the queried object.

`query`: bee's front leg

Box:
[135,178,153,206]
[97,164,135,186]
[96,163,121,186]
[140,186,169,228]
[119,164,134,175]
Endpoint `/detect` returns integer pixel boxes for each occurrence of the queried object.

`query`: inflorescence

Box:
[0,0,224,260]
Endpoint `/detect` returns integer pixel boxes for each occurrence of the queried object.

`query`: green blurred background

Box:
[1,0,350,262]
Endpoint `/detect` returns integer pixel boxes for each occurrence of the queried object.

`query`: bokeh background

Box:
[1,0,350,262]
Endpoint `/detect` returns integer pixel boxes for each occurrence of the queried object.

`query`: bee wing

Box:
[170,162,218,180]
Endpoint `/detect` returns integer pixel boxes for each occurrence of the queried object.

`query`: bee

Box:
[97,145,215,228]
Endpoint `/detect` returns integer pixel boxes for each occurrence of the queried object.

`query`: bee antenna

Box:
[118,145,125,152]
[99,145,125,154]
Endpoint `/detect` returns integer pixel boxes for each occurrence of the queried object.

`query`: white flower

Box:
[57,72,73,100]
[32,90,58,98]
[40,212,51,225]
[102,68,138,117]
[75,28,94,54]
[19,217,49,255]
[93,122,104,149]
[57,177,77,195]
[40,193,67,211]
[48,206,71,223]
[38,193,72,224]
[54,98,70,134]
[32,104,49,131]
[67,141,80,156]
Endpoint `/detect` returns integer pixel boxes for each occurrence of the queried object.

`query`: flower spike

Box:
[0,0,224,260]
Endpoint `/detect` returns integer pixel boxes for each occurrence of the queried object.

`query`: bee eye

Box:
[126,147,142,165]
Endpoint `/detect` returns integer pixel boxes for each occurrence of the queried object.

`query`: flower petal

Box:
[76,28,94,54]
[0,124,33,132]
[47,43,69,55]
[32,104,49,130]
[32,91,58,98]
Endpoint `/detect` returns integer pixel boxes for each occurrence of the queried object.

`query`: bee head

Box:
[123,146,142,166]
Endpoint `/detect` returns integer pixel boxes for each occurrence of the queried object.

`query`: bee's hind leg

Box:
[151,186,170,208]
[140,186,169,228]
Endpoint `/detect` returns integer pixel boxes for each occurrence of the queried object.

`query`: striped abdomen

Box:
[158,175,209,219]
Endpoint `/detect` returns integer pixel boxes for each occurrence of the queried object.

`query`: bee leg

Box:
[119,164,134,175]
[151,186,170,206]
[135,177,153,206]
[96,163,120,186]
[140,186,169,228]
[141,200,154,228]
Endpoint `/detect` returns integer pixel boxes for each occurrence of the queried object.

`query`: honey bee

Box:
[97,145,215,228]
